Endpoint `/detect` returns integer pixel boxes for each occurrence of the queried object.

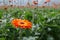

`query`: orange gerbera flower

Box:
[11,19,32,29]
[45,0,50,2]
[33,1,38,5]
[11,19,22,28]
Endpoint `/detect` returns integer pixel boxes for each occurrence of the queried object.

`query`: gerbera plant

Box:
[11,18,32,40]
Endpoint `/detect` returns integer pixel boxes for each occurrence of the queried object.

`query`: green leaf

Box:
[0,38,5,40]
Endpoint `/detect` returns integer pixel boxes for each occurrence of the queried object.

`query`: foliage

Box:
[0,7,60,40]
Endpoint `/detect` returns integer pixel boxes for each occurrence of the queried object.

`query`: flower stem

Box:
[19,28,22,40]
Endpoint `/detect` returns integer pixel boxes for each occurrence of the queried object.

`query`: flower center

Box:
[20,22,24,24]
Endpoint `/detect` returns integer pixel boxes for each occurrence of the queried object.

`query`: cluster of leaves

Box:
[0,7,60,40]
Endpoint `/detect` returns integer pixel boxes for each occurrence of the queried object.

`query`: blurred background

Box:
[0,0,60,40]
[0,0,60,7]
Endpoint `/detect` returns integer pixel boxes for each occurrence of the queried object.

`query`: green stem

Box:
[19,29,22,40]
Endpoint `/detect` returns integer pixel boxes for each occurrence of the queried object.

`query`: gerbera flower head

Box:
[46,0,50,2]
[33,1,38,5]
[11,19,32,29]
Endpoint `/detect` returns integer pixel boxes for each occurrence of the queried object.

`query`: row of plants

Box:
[0,7,60,40]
